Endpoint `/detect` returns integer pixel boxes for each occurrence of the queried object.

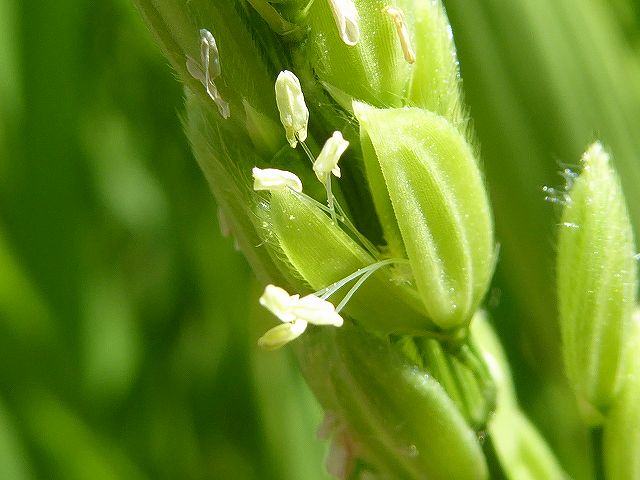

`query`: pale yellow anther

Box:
[328,0,360,46]
[258,284,344,349]
[252,167,303,193]
[383,6,416,64]
[259,284,299,323]
[257,320,308,350]
[314,131,349,183]
[275,71,309,148]
[292,294,344,327]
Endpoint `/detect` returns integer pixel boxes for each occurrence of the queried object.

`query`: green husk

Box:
[557,144,637,419]
[355,103,494,330]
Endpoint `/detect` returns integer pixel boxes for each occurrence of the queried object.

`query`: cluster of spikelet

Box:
[134,0,639,478]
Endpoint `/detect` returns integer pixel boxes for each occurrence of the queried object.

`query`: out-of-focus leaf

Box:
[0,397,33,480]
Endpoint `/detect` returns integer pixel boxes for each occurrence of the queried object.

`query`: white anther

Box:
[314,131,348,183]
[200,29,221,79]
[384,6,416,64]
[328,0,360,46]
[186,29,230,118]
[186,57,207,85]
[260,284,343,327]
[275,71,309,148]
[292,294,344,327]
[258,284,344,349]
[252,167,303,193]
[257,320,308,350]
[259,285,299,323]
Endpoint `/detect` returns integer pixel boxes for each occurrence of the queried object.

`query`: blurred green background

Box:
[1,0,639,478]
[0,0,326,478]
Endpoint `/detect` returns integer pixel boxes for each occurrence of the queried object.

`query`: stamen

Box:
[326,177,337,223]
[258,320,308,350]
[299,140,315,163]
[275,70,309,148]
[316,258,408,301]
[260,284,343,328]
[186,29,230,118]
[257,259,409,350]
[253,167,303,193]
[333,202,379,257]
[314,131,348,183]
[200,29,221,81]
[293,294,344,326]
[328,0,360,46]
[383,6,416,64]
[289,189,380,257]
[259,284,299,322]
[333,260,410,312]
[258,284,343,349]
[334,266,378,312]
[314,131,349,223]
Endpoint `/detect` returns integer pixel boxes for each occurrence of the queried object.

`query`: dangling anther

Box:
[383,6,416,64]
[314,131,349,222]
[275,70,309,148]
[328,0,360,46]
[186,29,230,118]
